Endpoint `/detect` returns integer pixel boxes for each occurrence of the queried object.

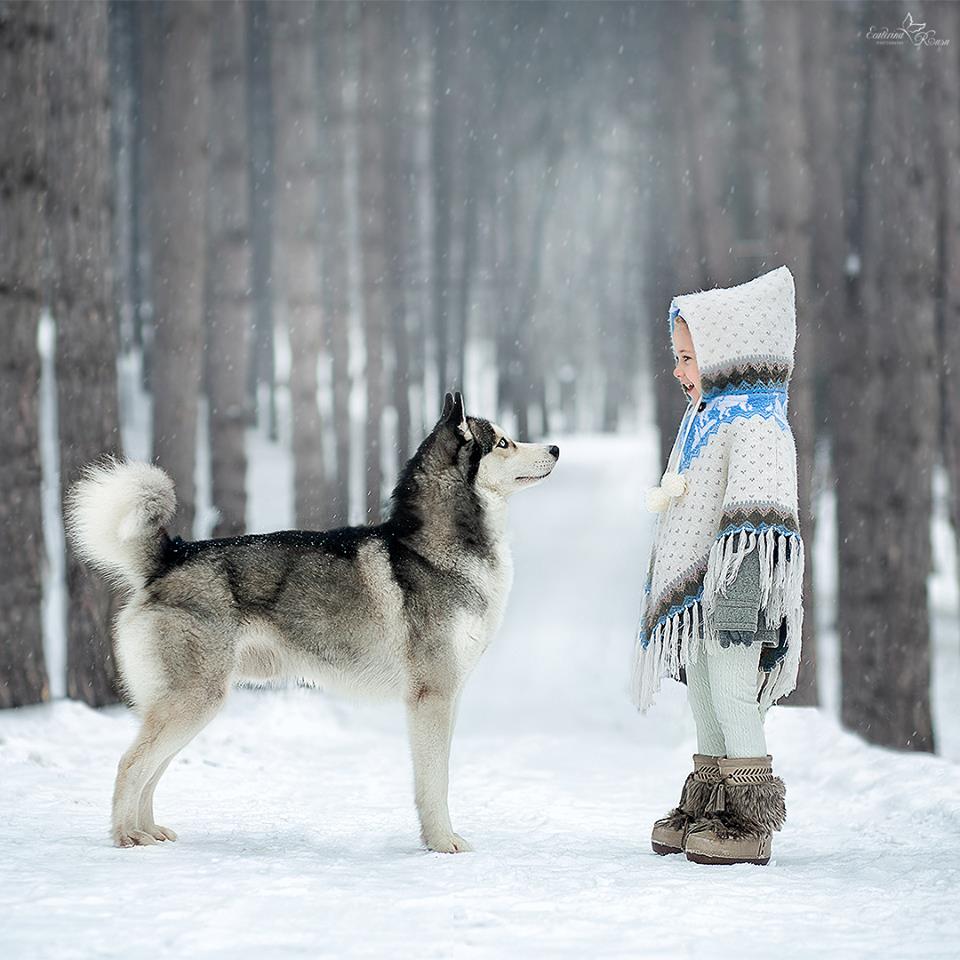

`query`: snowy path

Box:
[3,434,960,958]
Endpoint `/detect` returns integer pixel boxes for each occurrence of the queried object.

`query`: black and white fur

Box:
[66,392,559,851]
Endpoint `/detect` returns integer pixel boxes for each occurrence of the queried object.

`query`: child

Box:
[632,265,804,866]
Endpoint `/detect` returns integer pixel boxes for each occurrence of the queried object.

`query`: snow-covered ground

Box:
[6,421,960,958]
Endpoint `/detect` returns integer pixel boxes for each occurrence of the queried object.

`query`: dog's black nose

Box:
[548,445,560,460]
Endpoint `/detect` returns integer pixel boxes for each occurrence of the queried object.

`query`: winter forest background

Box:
[3,0,960,955]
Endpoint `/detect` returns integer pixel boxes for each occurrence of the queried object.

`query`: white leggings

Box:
[686,642,768,758]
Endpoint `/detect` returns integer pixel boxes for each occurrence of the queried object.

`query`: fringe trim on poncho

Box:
[631,525,804,713]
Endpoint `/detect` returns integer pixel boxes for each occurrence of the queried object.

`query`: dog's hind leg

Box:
[112,688,225,847]
[405,686,472,854]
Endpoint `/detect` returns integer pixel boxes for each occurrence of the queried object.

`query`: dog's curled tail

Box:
[65,457,175,591]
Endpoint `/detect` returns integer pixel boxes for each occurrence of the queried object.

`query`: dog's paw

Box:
[143,823,178,842]
[113,826,161,848]
[424,832,474,854]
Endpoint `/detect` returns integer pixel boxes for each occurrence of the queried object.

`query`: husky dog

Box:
[67,392,559,852]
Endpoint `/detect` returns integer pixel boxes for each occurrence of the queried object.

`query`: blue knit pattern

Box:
[716,519,801,540]
[679,387,789,473]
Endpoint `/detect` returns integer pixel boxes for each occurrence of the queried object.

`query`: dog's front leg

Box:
[405,688,472,853]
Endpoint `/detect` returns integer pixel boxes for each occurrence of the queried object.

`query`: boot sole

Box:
[651,841,683,856]
[685,851,770,866]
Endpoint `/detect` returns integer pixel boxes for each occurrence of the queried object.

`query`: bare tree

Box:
[246,0,277,440]
[145,0,212,536]
[271,0,328,529]
[47,0,123,706]
[760,1,818,706]
[359,0,388,520]
[677,2,736,288]
[641,0,689,466]
[382,1,413,467]
[0,0,50,709]
[430,1,456,395]
[796,1,848,704]
[109,0,137,353]
[928,3,960,590]
[404,0,434,442]
[318,0,352,524]
[838,2,937,751]
[205,0,251,538]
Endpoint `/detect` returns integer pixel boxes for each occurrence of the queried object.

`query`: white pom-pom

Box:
[660,472,688,498]
[646,486,672,512]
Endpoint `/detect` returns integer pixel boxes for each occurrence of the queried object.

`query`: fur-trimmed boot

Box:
[684,755,786,866]
[650,754,722,855]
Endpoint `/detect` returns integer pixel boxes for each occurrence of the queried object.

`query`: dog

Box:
[66,392,559,852]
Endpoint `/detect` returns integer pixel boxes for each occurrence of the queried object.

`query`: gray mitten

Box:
[715,550,779,647]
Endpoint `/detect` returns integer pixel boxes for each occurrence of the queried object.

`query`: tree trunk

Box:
[802,1,846,456]
[838,1,937,751]
[677,2,736,288]
[205,0,250,538]
[430,0,455,393]
[109,0,136,353]
[0,0,50,709]
[798,0,847,703]
[382,1,412,466]
[271,0,327,529]
[760,1,818,706]
[642,0,687,465]
[47,0,123,706]
[246,0,277,441]
[494,158,521,429]
[318,0,352,524]
[450,3,484,394]
[146,0,212,537]
[405,0,433,440]
[512,139,564,439]
[929,3,960,597]
[359,0,388,521]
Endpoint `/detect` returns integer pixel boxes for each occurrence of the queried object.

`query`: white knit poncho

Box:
[632,265,805,713]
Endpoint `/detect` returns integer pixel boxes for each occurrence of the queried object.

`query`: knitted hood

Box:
[669,264,796,401]
[632,264,804,713]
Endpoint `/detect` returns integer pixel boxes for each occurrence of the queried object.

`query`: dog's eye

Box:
[497,437,508,449]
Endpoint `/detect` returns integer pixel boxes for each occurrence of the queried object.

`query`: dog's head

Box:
[430,391,559,499]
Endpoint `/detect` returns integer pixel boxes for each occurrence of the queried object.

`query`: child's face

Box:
[671,317,702,404]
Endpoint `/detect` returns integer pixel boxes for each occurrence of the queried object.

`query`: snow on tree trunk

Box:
[0,0,50,709]
[271,0,328,530]
[145,0,212,537]
[47,0,122,707]
[205,0,251,539]
[838,7,937,751]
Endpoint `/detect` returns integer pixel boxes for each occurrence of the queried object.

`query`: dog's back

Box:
[66,457,505,712]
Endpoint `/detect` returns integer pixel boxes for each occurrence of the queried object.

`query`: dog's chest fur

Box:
[450,491,514,670]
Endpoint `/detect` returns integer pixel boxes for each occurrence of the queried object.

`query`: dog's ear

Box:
[444,391,472,441]
[440,392,454,421]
